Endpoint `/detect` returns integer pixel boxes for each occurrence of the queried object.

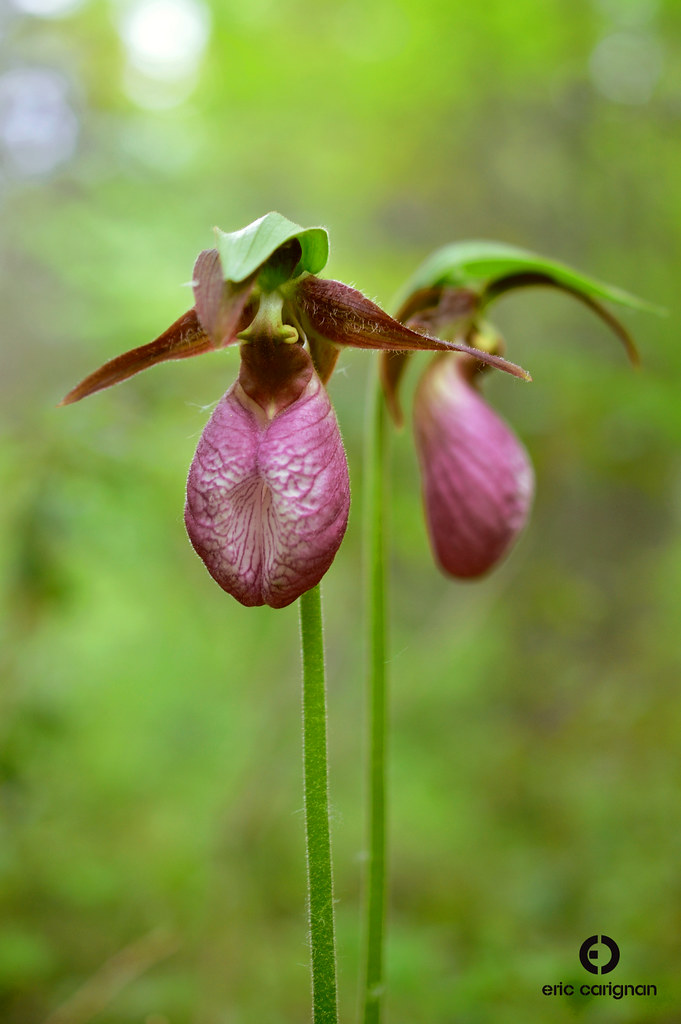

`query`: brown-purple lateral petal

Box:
[192,249,257,347]
[395,285,479,336]
[382,288,481,426]
[59,308,211,405]
[394,286,446,325]
[296,276,455,352]
[295,276,532,380]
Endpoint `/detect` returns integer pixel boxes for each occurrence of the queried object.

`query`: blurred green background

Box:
[2,0,681,1021]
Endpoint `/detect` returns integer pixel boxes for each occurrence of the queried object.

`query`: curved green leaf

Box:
[215,212,329,283]
[483,271,641,365]
[394,240,661,314]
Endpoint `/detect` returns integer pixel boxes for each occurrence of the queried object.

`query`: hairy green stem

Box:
[299,584,339,1024]
[361,368,389,1024]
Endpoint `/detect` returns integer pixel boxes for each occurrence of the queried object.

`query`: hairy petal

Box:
[185,355,350,608]
[60,309,211,405]
[295,276,531,379]
[414,355,534,578]
[60,251,259,406]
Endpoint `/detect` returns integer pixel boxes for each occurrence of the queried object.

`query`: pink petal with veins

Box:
[185,371,350,608]
[414,355,534,579]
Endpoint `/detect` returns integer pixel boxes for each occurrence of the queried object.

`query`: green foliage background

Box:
[2,0,680,1021]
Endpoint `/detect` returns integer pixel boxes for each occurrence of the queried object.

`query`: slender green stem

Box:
[361,368,389,1024]
[299,584,339,1024]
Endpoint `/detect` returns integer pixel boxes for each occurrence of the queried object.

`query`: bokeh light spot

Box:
[10,0,85,17]
[0,67,78,176]
[589,31,663,105]
[119,0,210,81]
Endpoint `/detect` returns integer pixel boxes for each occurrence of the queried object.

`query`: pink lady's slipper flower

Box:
[381,287,534,579]
[61,215,529,607]
[413,352,534,578]
[382,240,645,581]
[185,330,349,608]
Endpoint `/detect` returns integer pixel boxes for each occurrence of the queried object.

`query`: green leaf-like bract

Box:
[394,240,661,314]
[215,212,329,283]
